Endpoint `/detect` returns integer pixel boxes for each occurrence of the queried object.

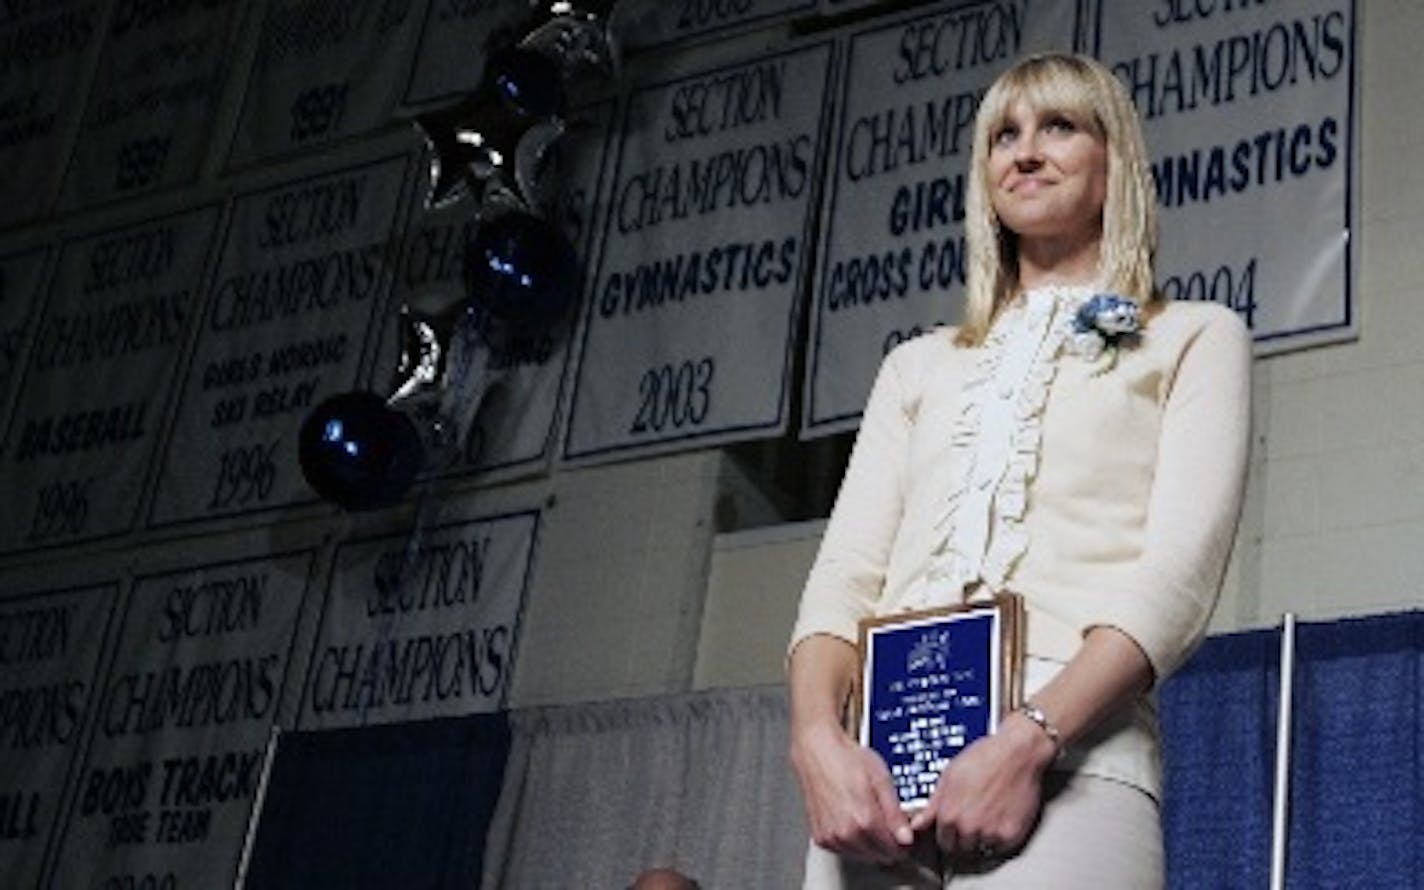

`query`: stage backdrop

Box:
[564,40,836,463]
[46,550,315,889]
[0,247,50,435]
[1093,0,1355,353]
[0,0,105,228]
[225,0,422,169]
[400,0,535,109]
[297,510,540,730]
[0,583,118,888]
[0,207,222,552]
[620,0,818,50]
[57,0,247,211]
[145,152,414,529]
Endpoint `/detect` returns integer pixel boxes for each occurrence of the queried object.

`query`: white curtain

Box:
[481,684,808,889]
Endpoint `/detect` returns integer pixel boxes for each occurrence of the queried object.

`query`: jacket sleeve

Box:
[788,345,918,653]
[1074,305,1253,682]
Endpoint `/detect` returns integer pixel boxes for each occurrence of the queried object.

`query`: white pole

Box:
[1269,613,1297,890]
[233,724,282,890]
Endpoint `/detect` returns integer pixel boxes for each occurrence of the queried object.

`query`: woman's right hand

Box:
[790,719,915,865]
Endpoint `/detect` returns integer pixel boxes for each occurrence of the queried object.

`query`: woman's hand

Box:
[908,711,1058,858]
[789,634,914,864]
[790,719,915,865]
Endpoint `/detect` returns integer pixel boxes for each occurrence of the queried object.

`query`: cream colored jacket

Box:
[790,290,1252,798]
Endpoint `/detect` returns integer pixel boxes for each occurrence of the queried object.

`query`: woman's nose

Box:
[1013,131,1043,168]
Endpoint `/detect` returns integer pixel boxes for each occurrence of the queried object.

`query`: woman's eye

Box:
[1045,116,1076,133]
[993,126,1018,146]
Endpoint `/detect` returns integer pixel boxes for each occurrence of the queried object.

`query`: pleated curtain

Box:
[480,684,807,889]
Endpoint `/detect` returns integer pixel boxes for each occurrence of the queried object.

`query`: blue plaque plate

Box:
[854,595,1024,810]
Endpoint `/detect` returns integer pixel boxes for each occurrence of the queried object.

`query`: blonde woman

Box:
[789,52,1251,889]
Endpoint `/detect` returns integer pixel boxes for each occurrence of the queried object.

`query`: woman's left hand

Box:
[907,711,1059,858]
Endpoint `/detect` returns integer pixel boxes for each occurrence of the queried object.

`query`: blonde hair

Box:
[957,52,1158,346]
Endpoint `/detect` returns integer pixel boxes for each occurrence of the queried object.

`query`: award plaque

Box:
[852,594,1025,810]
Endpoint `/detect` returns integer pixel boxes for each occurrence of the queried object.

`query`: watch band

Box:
[1017,701,1064,759]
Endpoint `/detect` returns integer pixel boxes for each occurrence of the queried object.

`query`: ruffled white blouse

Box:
[914,285,1092,606]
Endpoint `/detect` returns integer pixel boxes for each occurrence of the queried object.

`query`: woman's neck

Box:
[1015,231,1103,292]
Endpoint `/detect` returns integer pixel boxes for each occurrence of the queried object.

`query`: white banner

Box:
[147,155,412,528]
[298,511,539,729]
[226,1,423,168]
[0,247,50,431]
[47,551,313,890]
[1094,0,1355,352]
[0,207,222,552]
[58,0,247,209]
[0,583,117,888]
[620,0,817,50]
[803,0,1074,438]
[402,0,534,108]
[0,0,106,227]
[381,102,617,480]
[565,42,835,463]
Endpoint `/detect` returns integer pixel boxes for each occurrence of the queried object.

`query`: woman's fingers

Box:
[907,727,1050,858]
[795,725,913,864]
[865,747,915,847]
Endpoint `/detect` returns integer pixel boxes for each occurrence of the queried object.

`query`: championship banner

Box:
[401,0,535,107]
[816,0,885,16]
[0,583,118,888]
[803,0,1074,438]
[620,0,817,50]
[58,0,247,209]
[47,551,314,890]
[1094,0,1355,352]
[226,1,423,168]
[0,207,222,552]
[382,102,617,480]
[0,247,50,430]
[564,43,835,463]
[0,0,106,228]
[146,155,411,528]
[298,511,539,729]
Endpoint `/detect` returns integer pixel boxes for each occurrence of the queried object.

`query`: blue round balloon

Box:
[464,211,581,332]
[490,46,566,118]
[298,391,424,511]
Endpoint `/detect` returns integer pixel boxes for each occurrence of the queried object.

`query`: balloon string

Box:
[354,312,495,727]
[438,311,510,466]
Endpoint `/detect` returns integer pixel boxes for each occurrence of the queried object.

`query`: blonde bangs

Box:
[977,61,1106,145]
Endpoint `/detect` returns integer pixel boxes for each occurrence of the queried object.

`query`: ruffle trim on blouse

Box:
[915,285,1092,607]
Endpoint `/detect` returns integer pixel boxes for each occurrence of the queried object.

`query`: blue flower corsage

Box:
[1069,294,1142,371]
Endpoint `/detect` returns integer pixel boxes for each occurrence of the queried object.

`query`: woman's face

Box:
[986,99,1108,247]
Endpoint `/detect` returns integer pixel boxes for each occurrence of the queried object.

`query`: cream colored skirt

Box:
[801,772,1163,890]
